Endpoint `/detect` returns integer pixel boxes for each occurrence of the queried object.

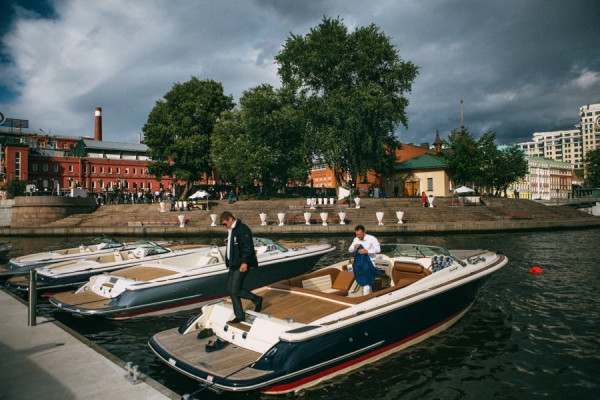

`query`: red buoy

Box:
[529,266,543,274]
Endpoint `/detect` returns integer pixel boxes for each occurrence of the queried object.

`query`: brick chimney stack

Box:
[94,107,102,141]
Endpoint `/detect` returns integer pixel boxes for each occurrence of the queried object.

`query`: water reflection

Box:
[3,229,600,399]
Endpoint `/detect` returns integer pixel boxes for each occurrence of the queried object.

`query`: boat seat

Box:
[391,262,431,288]
[113,249,124,262]
[287,268,355,296]
[195,255,218,267]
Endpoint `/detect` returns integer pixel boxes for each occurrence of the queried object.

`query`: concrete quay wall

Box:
[1,217,598,237]
[4,196,97,228]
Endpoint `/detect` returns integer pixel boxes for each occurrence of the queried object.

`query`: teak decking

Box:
[237,288,351,324]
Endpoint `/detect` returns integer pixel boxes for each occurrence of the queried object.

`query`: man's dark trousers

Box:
[227,268,260,319]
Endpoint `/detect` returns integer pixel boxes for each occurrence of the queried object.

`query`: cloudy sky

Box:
[1,0,599,146]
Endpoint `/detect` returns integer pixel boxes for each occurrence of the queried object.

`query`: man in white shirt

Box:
[348,225,381,295]
[348,224,380,263]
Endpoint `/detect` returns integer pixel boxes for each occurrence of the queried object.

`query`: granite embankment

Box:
[1,196,598,237]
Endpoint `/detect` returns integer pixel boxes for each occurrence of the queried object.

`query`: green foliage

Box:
[275,17,418,188]
[492,146,528,193]
[5,179,27,198]
[444,128,527,193]
[585,148,600,187]
[142,77,234,195]
[211,85,308,193]
[443,127,482,186]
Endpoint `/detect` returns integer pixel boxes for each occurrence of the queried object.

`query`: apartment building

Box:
[516,102,600,170]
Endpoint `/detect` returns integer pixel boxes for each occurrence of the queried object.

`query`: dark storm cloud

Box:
[0,0,598,145]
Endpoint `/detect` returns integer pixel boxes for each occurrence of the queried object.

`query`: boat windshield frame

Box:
[121,241,169,256]
[253,237,288,253]
[89,236,123,249]
[380,244,452,258]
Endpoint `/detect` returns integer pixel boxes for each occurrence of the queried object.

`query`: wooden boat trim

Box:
[112,266,178,281]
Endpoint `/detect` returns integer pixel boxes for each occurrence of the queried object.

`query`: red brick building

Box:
[1,108,182,196]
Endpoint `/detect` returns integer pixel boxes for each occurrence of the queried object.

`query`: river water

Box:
[3,228,600,399]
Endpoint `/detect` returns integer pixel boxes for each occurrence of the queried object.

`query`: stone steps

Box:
[42,196,592,229]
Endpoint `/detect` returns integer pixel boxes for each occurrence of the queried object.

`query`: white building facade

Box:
[513,156,573,200]
[516,102,600,170]
[579,103,600,156]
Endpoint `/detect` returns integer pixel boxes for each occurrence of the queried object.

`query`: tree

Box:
[142,77,234,197]
[444,128,528,194]
[211,85,308,194]
[5,179,27,198]
[492,146,528,195]
[585,148,600,187]
[476,132,501,191]
[443,127,482,187]
[275,17,418,191]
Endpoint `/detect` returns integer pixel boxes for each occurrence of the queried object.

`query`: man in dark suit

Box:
[220,211,263,323]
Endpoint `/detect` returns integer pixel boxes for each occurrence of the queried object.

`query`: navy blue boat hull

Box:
[149,275,488,393]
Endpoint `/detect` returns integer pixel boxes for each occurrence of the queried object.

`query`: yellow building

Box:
[388,153,451,197]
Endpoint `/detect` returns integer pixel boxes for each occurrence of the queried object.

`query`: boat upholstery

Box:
[285,268,356,296]
[113,249,123,262]
[391,262,431,288]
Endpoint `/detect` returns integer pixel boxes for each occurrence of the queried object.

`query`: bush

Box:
[5,179,27,199]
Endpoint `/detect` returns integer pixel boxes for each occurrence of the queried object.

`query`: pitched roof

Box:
[80,139,148,152]
[394,153,446,171]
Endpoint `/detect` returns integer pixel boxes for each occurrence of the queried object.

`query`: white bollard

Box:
[277,212,286,226]
[330,197,335,205]
[376,211,384,226]
[304,212,311,225]
[210,213,217,227]
[354,197,361,209]
[178,214,185,228]
[159,201,166,213]
[396,210,404,224]
[306,198,311,206]
[318,198,323,205]
[259,212,267,226]
[320,212,328,226]
[338,211,346,225]
[310,198,316,210]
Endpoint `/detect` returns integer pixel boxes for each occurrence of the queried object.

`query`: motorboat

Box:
[49,238,334,319]
[6,241,208,292]
[0,236,126,277]
[148,244,508,394]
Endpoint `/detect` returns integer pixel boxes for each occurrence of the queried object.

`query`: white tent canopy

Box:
[453,186,475,194]
[188,190,209,199]
[337,187,351,201]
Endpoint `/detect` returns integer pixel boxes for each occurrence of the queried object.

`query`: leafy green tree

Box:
[5,179,27,198]
[211,85,308,194]
[142,77,234,197]
[492,146,528,195]
[585,148,600,187]
[443,127,482,187]
[476,132,500,191]
[275,17,418,190]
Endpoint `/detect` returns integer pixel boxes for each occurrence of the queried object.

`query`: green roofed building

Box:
[386,153,451,197]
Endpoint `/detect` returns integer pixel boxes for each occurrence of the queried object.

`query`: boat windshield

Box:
[380,244,452,258]
[253,237,288,253]
[121,241,169,256]
[89,236,123,249]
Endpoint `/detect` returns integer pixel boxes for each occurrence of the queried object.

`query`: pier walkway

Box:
[0,289,178,400]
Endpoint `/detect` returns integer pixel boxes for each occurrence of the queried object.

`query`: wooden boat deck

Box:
[238,288,351,324]
[112,266,178,280]
[52,290,112,310]
[153,328,272,380]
